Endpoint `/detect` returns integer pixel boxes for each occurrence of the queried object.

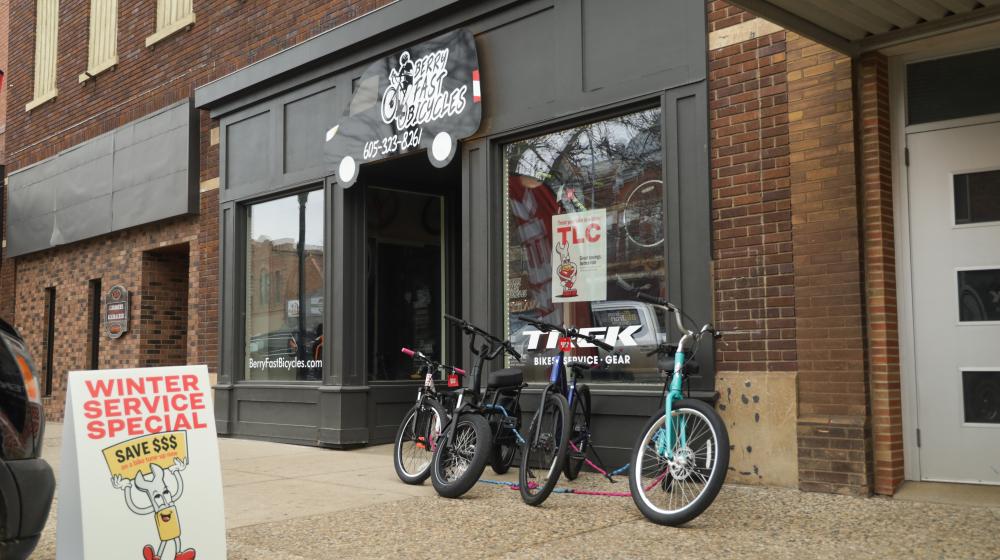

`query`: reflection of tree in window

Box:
[504,108,669,383]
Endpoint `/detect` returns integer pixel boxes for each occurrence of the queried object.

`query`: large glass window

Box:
[503,107,667,383]
[245,190,325,381]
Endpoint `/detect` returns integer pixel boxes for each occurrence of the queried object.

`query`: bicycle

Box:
[430,314,524,498]
[516,315,614,506]
[619,279,730,525]
[392,347,464,485]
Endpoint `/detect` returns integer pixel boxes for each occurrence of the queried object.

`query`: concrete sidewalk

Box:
[33,424,1000,559]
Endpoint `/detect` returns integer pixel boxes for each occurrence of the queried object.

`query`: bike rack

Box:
[477,459,633,498]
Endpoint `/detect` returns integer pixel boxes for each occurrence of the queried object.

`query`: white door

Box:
[907,120,1000,484]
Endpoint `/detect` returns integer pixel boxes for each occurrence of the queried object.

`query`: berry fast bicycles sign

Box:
[325,28,482,187]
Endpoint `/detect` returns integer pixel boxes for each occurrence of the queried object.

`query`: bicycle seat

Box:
[487,368,523,388]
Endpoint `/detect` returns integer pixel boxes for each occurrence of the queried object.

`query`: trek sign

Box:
[325,28,482,187]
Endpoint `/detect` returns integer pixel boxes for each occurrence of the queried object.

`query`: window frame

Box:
[498,100,676,385]
[239,183,326,384]
[26,0,60,112]
[145,0,195,48]
[79,0,118,83]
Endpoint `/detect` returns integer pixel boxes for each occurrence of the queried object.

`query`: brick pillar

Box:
[786,33,873,496]
[708,1,798,488]
[857,52,902,495]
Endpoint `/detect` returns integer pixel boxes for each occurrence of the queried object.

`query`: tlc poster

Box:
[551,209,607,302]
[57,365,226,560]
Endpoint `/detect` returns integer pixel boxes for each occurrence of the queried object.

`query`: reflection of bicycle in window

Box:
[623,179,664,248]
[381,52,415,125]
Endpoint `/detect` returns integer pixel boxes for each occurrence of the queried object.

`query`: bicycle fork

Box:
[657,350,687,459]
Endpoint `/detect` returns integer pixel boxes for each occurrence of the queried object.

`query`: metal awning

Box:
[728,0,1000,55]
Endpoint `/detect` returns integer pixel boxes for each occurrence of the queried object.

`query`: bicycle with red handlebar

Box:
[429,314,524,498]
[393,347,466,485]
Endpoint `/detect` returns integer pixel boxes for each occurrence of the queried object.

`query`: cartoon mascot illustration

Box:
[111,458,196,560]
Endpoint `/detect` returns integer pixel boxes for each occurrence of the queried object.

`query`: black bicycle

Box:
[516,316,614,506]
[393,347,463,485]
[429,314,523,498]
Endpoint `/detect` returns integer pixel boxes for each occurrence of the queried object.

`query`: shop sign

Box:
[105,285,130,339]
[325,28,482,187]
[56,365,226,560]
[551,209,607,302]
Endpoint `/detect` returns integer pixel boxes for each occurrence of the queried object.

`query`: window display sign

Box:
[56,365,226,560]
[105,285,130,339]
[325,28,482,187]
[551,209,607,302]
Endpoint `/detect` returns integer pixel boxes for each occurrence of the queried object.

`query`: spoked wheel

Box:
[518,392,570,506]
[431,413,491,498]
[564,388,590,480]
[628,398,729,526]
[490,400,521,475]
[393,400,447,484]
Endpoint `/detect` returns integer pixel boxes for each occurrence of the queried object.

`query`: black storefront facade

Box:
[195,0,713,464]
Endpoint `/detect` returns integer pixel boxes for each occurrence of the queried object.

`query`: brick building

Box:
[3,0,998,499]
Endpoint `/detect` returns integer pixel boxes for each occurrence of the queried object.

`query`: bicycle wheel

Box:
[490,401,521,475]
[628,398,729,526]
[564,387,590,481]
[518,392,569,506]
[431,413,491,498]
[393,399,447,485]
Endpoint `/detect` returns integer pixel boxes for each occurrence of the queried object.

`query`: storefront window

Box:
[503,107,667,383]
[245,190,325,381]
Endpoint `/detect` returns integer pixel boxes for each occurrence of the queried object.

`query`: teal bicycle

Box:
[620,279,729,526]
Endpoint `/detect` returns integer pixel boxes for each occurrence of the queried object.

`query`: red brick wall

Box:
[857,52,902,496]
[14,216,199,421]
[4,0,390,416]
[6,0,392,171]
[708,8,795,374]
[139,248,190,367]
[786,33,873,496]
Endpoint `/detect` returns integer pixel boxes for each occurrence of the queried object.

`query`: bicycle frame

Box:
[654,308,697,459]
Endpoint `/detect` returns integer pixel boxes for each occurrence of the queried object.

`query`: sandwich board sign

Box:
[57,365,226,560]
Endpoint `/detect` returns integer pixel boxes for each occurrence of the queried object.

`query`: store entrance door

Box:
[358,155,460,443]
[365,187,447,381]
[906,119,1000,484]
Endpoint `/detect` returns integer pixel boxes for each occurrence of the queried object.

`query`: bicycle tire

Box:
[628,398,729,526]
[564,386,590,481]
[393,399,448,485]
[518,392,570,506]
[490,401,521,475]
[431,413,491,498]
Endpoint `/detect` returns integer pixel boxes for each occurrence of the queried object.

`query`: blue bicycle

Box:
[516,316,614,506]
[620,280,729,525]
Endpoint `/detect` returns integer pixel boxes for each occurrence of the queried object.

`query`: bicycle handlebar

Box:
[615,277,723,341]
[442,313,522,361]
[399,347,466,375]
